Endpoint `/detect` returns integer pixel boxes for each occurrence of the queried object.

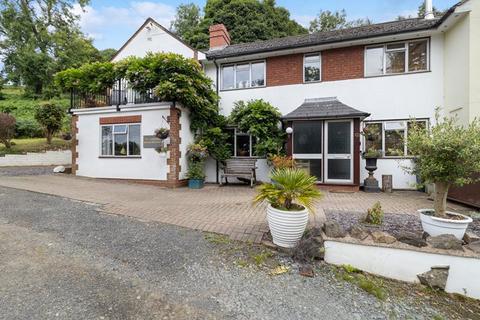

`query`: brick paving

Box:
[0,175,471,243]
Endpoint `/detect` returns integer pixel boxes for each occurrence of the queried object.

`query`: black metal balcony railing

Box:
[70,79,161,109]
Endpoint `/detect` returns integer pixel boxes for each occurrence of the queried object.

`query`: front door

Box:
[292,121,323,182]
[325,120,353,183]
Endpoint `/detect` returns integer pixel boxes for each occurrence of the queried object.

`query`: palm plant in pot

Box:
[254,168,323,248]
[407,112,480,239]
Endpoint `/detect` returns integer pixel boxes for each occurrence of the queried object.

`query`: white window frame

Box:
[100,123,142,158]
[363,119,429,158]
[303,53,322,83]
[233,128,255,158]
[324,119,354,184]
[364,38,430,77]
[220,60,266,91]
[292,121,324,183]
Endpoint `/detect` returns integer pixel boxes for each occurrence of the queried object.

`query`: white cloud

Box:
[73,2,176,46]
[292,14,315,28]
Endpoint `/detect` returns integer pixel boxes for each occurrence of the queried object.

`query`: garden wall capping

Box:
[324,238,480,299]
[0,150,71,167]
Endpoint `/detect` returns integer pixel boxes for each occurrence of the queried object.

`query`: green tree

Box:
[34,103,65,144]
[0,0,100,96]
[417,2,443,18]
[309,10,371,33]
[170,0,307,50]
[407,112,480,217]
[98,48,118,62]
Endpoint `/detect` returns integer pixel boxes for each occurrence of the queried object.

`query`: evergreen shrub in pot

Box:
[407,112,480,239]
[254,168,323,248]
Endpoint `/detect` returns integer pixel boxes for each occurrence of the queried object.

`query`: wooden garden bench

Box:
[220,158,257,187]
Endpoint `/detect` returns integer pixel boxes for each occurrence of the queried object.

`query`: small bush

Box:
[364,201,384,225]
[34,103,65,144]
[0,112,16,148]
[15,118,44,138]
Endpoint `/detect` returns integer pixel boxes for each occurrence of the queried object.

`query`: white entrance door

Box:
[292,121,323,182]
[325,120,353,183]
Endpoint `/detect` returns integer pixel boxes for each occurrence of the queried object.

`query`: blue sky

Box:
[77,0,458,50]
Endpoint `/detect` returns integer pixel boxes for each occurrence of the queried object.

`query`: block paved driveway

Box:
[0,173,470,243]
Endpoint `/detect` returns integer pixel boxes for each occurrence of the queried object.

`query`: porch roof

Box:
[282,97,370,121]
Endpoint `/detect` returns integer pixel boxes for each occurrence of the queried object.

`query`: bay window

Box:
[363,120,428,157]
[365,39,429,76]
[221,61,265,90]
[101,124,141,157]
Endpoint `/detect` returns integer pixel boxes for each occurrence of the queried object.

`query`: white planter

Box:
[267,204,308,248]
[419,209,473,240]
[158,152,167,158]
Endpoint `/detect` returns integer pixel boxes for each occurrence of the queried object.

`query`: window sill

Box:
[364,70,431,78]
[99,156,142,159]
[220,85,266,92]
[377,156,414,160]
[303,80,322,84]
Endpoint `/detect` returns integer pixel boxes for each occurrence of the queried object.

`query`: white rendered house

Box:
[69,0,479,191]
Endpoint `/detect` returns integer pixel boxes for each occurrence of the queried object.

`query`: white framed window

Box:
[365,39,429,77]
[363,119,428,157]
[303,53,321,82]
[221,61,266,90]
[100,123,141,157]
[227,128,257,157]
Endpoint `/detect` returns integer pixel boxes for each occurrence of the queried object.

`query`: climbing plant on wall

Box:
[229,99,284,157]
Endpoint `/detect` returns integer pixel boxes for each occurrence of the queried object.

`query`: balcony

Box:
[70,79,161,109]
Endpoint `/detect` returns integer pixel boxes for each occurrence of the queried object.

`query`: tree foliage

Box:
[407,112,480,216]
[0,112,16,148]
[171,0,307,50]
[397,1,444,20]
[0,0,103,96]
[34,103,65,144]
[229,99,284,157]
[309,9,371,33]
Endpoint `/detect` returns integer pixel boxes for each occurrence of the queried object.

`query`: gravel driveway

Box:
[0,186,470,320]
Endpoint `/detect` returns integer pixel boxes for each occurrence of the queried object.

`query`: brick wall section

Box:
[99,115,141,124]
[322,46,364,81]
[209,24,231,49]
[166,107,183,187]
[71,115,79,174]
[265,46,364,86]
[266,54,303,87]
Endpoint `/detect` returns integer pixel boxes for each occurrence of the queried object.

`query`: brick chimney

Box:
[209,24,231,50]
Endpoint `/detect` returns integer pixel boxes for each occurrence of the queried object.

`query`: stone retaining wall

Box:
[0,150,71,167]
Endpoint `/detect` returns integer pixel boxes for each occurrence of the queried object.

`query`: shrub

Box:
[364,201,384,225]
[0,78,5,100]
[0,112,16,148]
[254,168,323,212]
[229,99,284,157]
[15,118,44,138]
[269,155,296,169]
[34,103,65,144]
[407,111,480,217]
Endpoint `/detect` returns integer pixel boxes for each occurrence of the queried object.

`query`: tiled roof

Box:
[206,17,442,59]
[282,97,370,120]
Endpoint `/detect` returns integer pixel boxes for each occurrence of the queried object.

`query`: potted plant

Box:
[155,127,170,140]
[407,112,480,239]
[362,148,382,167]
[254,168,323,248]
[155,146,168,157]
[187,143,208,189]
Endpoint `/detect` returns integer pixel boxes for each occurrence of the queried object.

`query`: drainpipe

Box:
[213,59,220,184]
[116,78,121,112]
[424,0,434,20]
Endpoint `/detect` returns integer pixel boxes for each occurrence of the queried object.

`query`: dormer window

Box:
[221,61,265,90]
[365,39,429,77]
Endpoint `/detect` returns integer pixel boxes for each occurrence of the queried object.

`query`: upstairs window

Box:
[221,61,265,90]
[101,124,141,157]
[304,54,321,82]
[365,39,429,76]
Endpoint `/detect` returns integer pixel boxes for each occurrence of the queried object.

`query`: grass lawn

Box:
[0,138,70,156]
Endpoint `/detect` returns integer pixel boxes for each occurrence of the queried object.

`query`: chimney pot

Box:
[209,24,231,50]
[424,0,434,20]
